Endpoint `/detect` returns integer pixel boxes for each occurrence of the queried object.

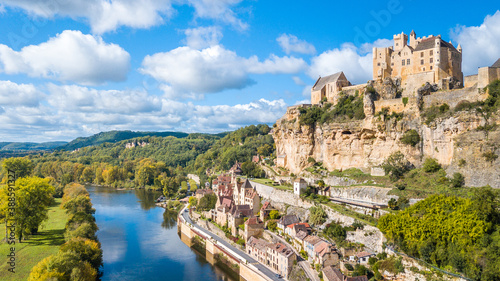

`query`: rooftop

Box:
[312,72,344,91]
[492,58,500,68]
[304,235,323,246]
[322,266,343,281]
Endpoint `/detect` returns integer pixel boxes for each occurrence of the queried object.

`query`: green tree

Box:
[198,193,217,211]
[0,177,55,241]
[309,206,327,225]
[28,251,97,281]
[269,210,280,220]
[80,167,94,183]
[1,157,34,179]
[400,129,420,146]
[423,158,441,173]
[450,172,465,188]
[383,151,411,181]
[60,237,103,270]
[267,220,277,231]
[189,197,198,208]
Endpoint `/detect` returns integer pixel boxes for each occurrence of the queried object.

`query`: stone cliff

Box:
[273,87,500,188]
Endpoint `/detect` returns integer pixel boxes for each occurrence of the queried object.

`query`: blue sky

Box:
[0,0,499,142]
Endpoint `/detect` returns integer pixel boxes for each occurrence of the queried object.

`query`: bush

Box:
[422,158,441,173]
[450,173,465,188]
[344,263,354,271]
[383,152,412,181]
[458,159,467,167]
[395,182,406,190]
[439,103,450,113]
[267,220,277,231]
[269,210,280,220]
[482,151,498,163]
[400,130,420,147]
[402,97,409,106]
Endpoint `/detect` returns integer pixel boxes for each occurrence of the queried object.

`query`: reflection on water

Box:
[162,210,177,230]
[87,186,234,281]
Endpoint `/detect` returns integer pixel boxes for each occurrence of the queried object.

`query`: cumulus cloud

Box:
[0,80,44,107]
[0,0,173,34]
[308,43,372,84]
[451,10,500,75]
[0,30,130,85]
[186,0,248,30]
[277,34,316,55]
[140,45,307,97]
[47,84,162,114]
[183,26,223,49]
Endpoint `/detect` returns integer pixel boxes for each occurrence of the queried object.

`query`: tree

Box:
[0,177,55,241]
[62,195,95,215]
[257,144,273,156]
[317,180,325,188]
[80,167,94,183]
[388,198,397,210]
[400,129,420,146]
[60,237,103,270]
[28,251,97,281]
[309,206,327,225]
[383,151,411,181]
[1,157,34,179]
[189,197,198,208]
[324,222,346,242]
[450,173,465,188]
[267,220,277,231]
[198,194,217,211]
[423,158,441,173]
[269,210,280,220]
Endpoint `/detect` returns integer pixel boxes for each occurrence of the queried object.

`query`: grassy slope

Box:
[0,198,68,281]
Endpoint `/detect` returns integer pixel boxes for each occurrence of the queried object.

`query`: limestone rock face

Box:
[273,107,500,188]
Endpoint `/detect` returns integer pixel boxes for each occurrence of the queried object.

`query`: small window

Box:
[421,59,424,65]
[430,58,433,63]
[420,52,424,57]
[396,43,399,46]
[407,59,410,65]
[391,62,394,66]
[430,50,433,56]
[430,66,433,70]
[378,63,380,66]
[423,67,426,71]
[402,60,405,66]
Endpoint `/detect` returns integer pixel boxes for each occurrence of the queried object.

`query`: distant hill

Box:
[0,141,68,151]
[58,130,189,151]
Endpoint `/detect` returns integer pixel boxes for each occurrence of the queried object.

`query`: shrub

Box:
[458,159,467,167]
[267,220,277,231]
[402,97,409,106]
[396,182,406,190]
[345,263,354,271]
[400,130,420,147]
[450,173,465,188]
[482,151,498,163]
[269,210,280,220]
[439,103,450,113]
[383,152,412,181]
[423,158,441,173]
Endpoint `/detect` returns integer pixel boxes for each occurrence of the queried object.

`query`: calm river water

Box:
[88,186,235,281]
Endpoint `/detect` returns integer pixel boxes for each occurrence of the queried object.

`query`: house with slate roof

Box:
[311,72,352,105]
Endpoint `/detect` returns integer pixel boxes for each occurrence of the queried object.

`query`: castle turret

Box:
[393,32,408,52]
[409,30,417,48]
[457,44,462,53]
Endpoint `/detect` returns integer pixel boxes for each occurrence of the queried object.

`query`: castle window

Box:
[423,67,426,71]
[421,59,424,65]
[407,59,410,65]
[430,58,433,63]
[430,66,433,70]
[377,63,380,66]
[391,62,394,66]
[420,52,424,57]
[430,50,433,56]
[396,43,399,46]
[402,60,405,66]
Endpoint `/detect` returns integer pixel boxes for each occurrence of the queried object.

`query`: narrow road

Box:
[181,209,282,281]
[265,230,320,281]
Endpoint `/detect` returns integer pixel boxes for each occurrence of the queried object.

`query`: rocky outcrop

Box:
[273,105,500,188]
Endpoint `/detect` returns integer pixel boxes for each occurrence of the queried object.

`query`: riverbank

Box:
[0,198,68,280]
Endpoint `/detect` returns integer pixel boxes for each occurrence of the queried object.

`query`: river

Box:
[88,186,236,281]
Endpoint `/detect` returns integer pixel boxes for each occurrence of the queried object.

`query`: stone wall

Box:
[374,97,418,114]
[342,84,366,97]
[403,71,435,96]
[478,66,500,88]
[464,74,478,88]
[422,86,486,109]
[328,186,397,205]
[250,181,314,209]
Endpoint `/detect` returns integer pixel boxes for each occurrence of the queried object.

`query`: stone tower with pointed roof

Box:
[373,31,463,94]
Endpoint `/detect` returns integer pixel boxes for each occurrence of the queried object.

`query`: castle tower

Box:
[393,32,408,52]
[409,30,417,48]
[457,44,462,53]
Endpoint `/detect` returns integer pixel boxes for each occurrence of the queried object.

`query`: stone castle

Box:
[311,31,500,105]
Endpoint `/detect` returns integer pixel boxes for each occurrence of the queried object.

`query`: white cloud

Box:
[183,26,223,49]
[140,45,307,97]
[47,84,162,114]
[292,76,305,86]
[277,34,316,55]
[0,80,44,107]
[0,30,130,85]
[186,0,247,30]
[0,0,173,34]
[451,10,500,75]
[308,43,372,84]
[359,38,392,54]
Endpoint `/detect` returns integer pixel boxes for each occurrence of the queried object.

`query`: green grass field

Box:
[0,198,68,281]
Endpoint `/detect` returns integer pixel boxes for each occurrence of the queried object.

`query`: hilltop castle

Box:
[373,31,463,91]
[311,31,500,106]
